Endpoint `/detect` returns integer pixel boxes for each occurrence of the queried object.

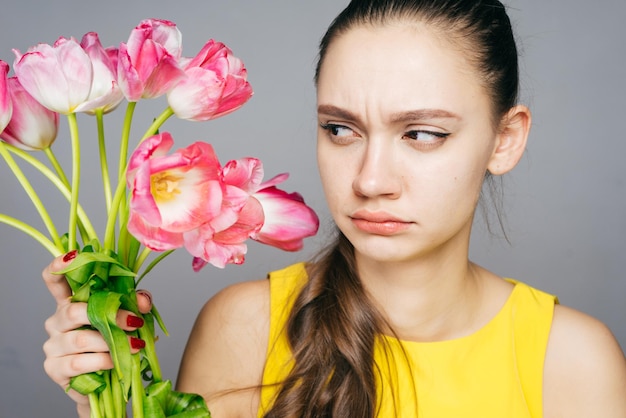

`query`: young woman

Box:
[41,0,626,416]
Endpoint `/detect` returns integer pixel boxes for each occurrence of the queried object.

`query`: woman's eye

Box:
[403,130,450,150]
[320,123,359,143]
[404,130,449,142]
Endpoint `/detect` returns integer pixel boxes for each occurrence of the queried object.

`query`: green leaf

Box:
[87,291,133,400]
[54,252,134,277]
[151,303,169,336]
[145,380,171,405]
[71,280,92,302]
[164,389,211,417]
[82,239,102,253]
[143,396,167,418]
[68,372,106,395]
[92,261,111,282]
[109,275,136,297]
[143,381,211,417]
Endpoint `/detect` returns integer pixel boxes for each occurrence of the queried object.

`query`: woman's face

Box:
[316,23,503,265]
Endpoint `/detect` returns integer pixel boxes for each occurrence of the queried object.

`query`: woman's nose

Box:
[351,139,402,199]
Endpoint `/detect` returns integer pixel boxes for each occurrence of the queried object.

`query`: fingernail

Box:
[130,337,146,350]
[126,315,144,328]
[63,250,78,262]
[137,290,152,306]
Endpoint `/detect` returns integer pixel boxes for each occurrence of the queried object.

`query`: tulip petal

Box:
[0,77,59,150]
[127,212,184,251]
[13,38,92,114]
[222,158,264,193]
[213,196,264,244]
[142,53,185,99]
[183,224,248,269]
[127,132,174,177]
[167,40,253,122]
[0,61,12,132]
[73,32,123,114]
[252,187,319,251]
[118,18,184,101]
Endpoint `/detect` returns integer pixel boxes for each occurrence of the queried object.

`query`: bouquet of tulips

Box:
[0,18,319,417]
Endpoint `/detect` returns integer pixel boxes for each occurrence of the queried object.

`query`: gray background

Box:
[1,1,625,416]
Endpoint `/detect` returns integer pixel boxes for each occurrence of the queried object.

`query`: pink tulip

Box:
[13,37,92,114]
[251,174,319,251]
[117,18,185,101]
[184,158,264,269]
[186,196,264,269]
[126,133,224,251]
[188,159,319,270]
[73,32,124,114]
[0,77,59,150]
[0,61,12,133]
[167,40,253,121]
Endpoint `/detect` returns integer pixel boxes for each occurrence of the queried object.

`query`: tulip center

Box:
[151,172,182,203]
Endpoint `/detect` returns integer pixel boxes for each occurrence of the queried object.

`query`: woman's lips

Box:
[350,211,412,235]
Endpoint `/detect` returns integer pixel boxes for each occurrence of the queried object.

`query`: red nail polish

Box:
[130,337,146,350]
[126,315,144,328]
[63,250,78,262]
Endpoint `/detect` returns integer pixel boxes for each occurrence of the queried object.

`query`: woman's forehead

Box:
[316,24,489,120]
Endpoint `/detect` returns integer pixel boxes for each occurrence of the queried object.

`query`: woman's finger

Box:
[43,351,114,386]
[136,289,153,314]
[117,310,145,331]
[44,302,89,336]
[42,251,78,305]
[43,329,110,359]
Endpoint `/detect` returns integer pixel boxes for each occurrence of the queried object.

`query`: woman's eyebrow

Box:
[317,104,360,122]
[317,104,460,124]
[389,109,461,123]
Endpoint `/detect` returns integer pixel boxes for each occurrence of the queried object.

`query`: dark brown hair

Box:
[264,1,520,416]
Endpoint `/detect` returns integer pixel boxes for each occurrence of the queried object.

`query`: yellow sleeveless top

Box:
[258,263,557,418]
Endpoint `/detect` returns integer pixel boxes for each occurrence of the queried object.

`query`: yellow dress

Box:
[258,263,557,418]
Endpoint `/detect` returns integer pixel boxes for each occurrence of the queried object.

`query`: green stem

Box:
[131,353,144,418]
[126,235,141,272]
[7,145,98,242]
[135,249,173,280]
[67,112,81,251]
[103,177,125,254]
[141,107,174,140]
[0,214,61,256]
[44,147,69,185]
[43,147,90,244]
[118,102,137,183]
[110,102,137,257]
[104,106,174,255]
[117,187,132,264]
[111,368,124,418]
[138,319,162,382]
[133,247,152,277]
[96,109,113,213]
[100,371,115,418]
[0,142,64,251]
[88,393,103,418]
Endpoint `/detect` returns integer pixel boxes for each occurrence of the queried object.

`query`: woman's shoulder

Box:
[176,278,271,417]
[205,277,271,322]
[543,304,626,417]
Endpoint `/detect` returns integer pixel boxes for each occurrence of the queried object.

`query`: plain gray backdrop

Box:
[1,1,625,416]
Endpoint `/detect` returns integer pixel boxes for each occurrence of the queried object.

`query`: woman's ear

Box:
[487,105,531,175]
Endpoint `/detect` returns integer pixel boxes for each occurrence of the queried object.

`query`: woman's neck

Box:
[356,252,505,342]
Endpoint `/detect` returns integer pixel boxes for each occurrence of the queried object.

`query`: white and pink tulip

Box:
[117,18,185,101]
[167,39,253,121]
[0,77,59,150]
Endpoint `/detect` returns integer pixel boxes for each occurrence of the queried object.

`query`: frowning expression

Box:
[316,23,503,264]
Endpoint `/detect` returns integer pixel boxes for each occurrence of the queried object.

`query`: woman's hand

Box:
[41,250,152,417]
